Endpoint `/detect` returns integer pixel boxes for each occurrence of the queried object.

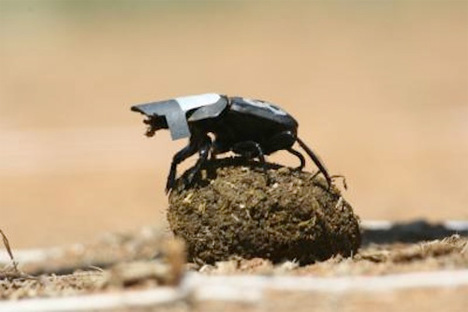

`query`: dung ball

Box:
[167,158,361,265]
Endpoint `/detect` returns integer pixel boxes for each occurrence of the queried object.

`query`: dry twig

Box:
[0,229,20,277]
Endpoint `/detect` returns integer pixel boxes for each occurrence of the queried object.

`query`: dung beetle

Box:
[131,93,331,192]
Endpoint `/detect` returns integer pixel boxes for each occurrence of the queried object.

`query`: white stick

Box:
[0,287,184,312]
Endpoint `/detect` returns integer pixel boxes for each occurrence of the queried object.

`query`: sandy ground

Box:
[0,223,467,311]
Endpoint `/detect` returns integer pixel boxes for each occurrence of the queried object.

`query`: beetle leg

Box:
[210,140,228,160]
[185,135,212,187]
[263,130,296,153]
[263,130,306,169]
[166,139,199,193]
[232,141,266,170]
[287,147,306,170]
[296,137,332,189]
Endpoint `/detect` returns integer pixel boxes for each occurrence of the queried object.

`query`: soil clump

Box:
[168,158,361,264]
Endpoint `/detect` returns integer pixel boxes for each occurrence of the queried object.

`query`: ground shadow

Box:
[361,219,468,246]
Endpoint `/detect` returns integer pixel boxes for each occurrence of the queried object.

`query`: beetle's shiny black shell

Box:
[188,96,298,154]
[229,97,298,129]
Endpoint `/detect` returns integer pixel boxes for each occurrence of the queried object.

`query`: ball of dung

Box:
[167,158,361,265]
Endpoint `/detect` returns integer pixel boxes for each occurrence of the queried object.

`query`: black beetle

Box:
[131,93,331,192]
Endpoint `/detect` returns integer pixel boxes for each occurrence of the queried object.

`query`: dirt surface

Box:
[198,234,468,276]
[1,223,467,301]
[168,158,360,264]
[0,228,186,300]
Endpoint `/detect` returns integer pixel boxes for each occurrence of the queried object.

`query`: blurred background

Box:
[0,0,467,248]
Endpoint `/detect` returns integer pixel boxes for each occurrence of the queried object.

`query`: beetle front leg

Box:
[166,139,199,193]
[184,135,212,187]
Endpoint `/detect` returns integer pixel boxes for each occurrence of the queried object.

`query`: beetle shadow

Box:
[361,219,468,246]
[179,156,330,191]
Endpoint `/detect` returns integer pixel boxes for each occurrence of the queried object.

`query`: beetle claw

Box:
[331,174,347,190]
[165,180,173,194]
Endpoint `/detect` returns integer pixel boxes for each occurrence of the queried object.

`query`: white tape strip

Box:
[176,93,221,112]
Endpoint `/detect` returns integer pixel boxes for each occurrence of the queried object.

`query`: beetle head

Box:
[132,93,227,140]
[142,115,168,137]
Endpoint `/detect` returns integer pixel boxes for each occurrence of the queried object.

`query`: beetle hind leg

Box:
[296,137,332,188]
[264,130,306,169]
[287,147,306,171]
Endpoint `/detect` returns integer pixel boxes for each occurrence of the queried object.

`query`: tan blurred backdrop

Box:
[1,1,467,248]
